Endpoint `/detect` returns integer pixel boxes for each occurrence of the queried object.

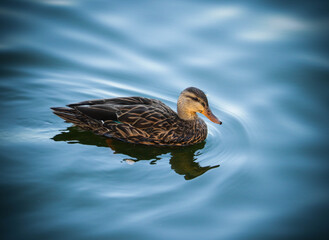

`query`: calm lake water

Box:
[1,0,329,239]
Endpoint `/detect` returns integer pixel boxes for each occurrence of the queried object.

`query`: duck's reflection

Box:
[52,127,219,180]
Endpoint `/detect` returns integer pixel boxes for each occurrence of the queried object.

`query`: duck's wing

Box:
[67,97,156,108]
[69,97,176,129]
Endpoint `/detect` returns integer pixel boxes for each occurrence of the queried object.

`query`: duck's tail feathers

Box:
[51,107,113,135]
[51,107,83,125]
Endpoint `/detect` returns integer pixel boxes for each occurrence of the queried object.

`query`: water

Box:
[1,0,329,239]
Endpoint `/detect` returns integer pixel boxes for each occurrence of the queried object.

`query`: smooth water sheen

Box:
[1,0,328,239]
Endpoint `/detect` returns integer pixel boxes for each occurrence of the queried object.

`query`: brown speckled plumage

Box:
[51,87,221,146]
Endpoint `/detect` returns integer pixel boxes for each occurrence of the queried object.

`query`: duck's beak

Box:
[202,108,222,125]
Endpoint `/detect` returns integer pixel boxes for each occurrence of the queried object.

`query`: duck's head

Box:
[177,87,222,124]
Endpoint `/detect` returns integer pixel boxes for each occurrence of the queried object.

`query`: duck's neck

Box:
[177,97,198,121]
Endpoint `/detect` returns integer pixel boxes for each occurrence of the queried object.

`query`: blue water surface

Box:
[1,0,329,239]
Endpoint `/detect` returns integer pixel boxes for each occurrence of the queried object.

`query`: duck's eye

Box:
[189,96,198,102]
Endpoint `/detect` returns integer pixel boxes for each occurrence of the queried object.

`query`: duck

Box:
[51,87,222,146]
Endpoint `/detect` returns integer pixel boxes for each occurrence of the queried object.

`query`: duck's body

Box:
[51,87,221,146]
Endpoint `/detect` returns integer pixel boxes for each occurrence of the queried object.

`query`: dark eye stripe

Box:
[187,96,207,108]
[187,96,199,102]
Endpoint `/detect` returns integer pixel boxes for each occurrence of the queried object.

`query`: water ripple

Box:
[1,0,328,239]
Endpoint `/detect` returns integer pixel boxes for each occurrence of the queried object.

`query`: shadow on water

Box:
[52,127,219,180]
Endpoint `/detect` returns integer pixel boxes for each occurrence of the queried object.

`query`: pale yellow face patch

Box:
[177,90,209,120]
[181,92,207,113]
